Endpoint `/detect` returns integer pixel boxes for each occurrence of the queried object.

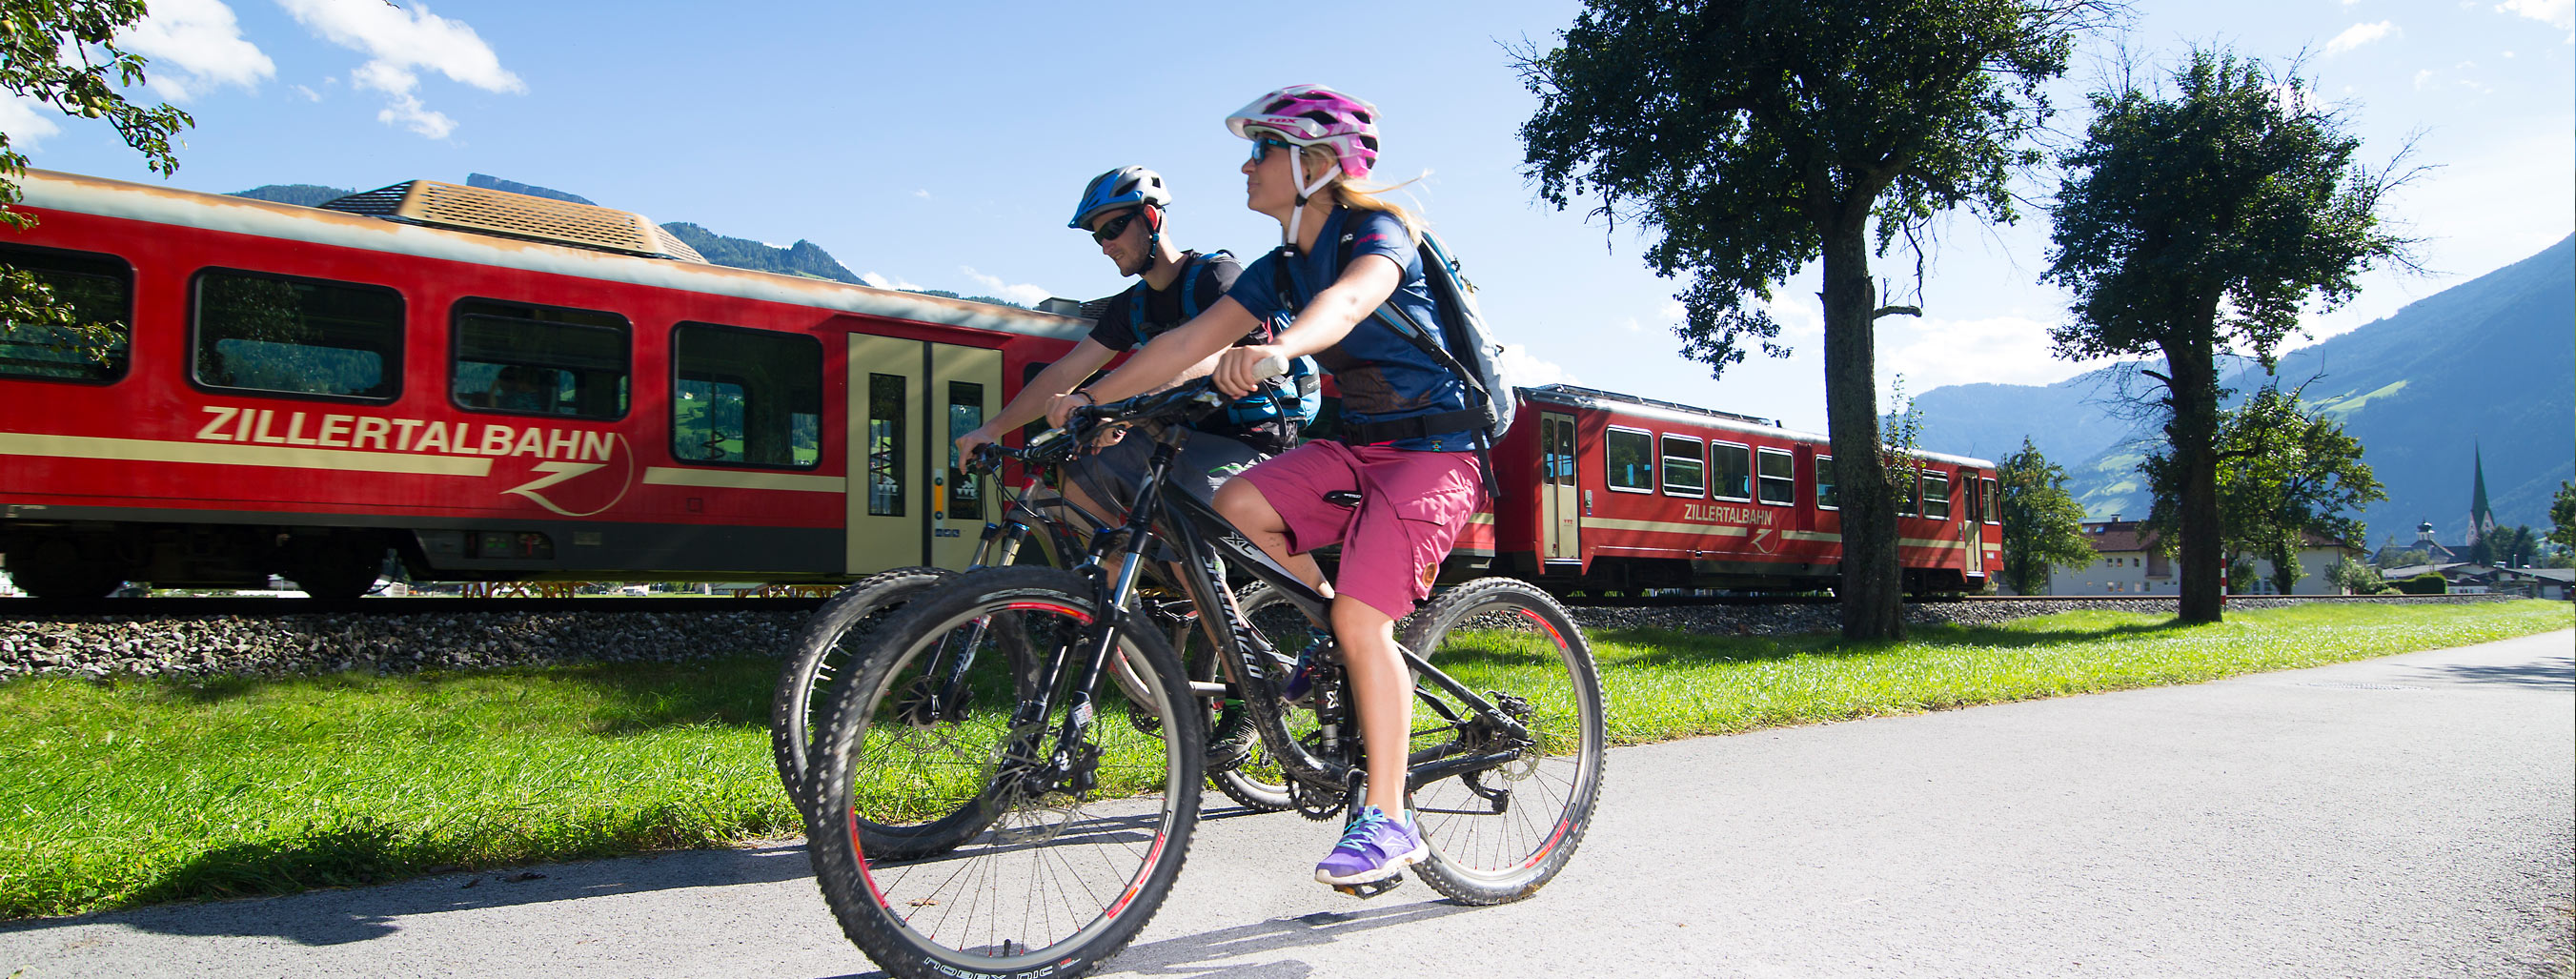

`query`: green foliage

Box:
[2375,546,2431,568]
[2326,557,2385,595]
[2394,572,2448,595]
[2471,523,2540,568]
[1998,437,2096,594]
[1,0,193,364]
[2551,481,2576,551]
[2044,50,2409,367]
[1515,0,2110,375]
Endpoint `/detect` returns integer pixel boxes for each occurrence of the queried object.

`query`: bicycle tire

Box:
[1195,581,1327,812]
[1397,577,1606,906]
[770,566,953,809]
[807,565,1201,979]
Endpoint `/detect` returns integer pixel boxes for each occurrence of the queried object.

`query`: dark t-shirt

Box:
[1087,251,1297,453]
[1227,207,1475,452]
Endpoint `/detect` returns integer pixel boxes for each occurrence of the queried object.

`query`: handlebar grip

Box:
[1252,354,1291,381]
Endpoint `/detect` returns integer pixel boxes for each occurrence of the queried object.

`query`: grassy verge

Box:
[1,600,2565,918]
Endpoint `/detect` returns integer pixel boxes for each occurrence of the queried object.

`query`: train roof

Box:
[12,169,1091,343]
[1520,382,1994,470]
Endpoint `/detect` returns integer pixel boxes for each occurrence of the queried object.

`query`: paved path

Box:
[5,631,2569,978]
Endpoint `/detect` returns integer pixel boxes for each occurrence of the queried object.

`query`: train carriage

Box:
[0,170,1088,598]
[1459,384,2001,597]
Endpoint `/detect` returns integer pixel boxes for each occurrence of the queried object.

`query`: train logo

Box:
[192,403,636,518]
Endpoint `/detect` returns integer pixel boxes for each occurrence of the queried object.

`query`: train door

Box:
[845,335,1002,573]
[1540,412,1580,563]
[1957,467,1984,578]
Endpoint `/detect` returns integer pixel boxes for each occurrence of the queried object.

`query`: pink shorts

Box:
[1235,440,1484,621]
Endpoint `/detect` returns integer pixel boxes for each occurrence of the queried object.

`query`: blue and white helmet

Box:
[1067,166,1172,230]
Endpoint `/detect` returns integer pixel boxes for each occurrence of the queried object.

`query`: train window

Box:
[1923,471,1952,520]
[1604,427,1653,492]
[1756,448,1795,505]
[947,380,984,521]
[0,245,131,383]
[192,269,401,401]
[1891,466,1921,517]
[1815,454,1837,510]
[1659,434,1704,497]
[865,372,905,515]
[452,299,630,419]
[672,322,822,469]
[1710,441,1752,501]
[1981,478,1998,524]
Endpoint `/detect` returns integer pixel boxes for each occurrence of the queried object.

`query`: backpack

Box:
[1129,251,1320,442]
[1271,228,1517,495]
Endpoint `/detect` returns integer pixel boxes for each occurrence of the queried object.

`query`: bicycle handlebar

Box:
[965,356,1289,476]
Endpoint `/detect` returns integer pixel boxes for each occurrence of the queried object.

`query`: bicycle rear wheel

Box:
[807,565,1201,979]
[1397,578,1606,905]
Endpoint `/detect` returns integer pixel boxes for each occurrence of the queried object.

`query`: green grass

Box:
[0,600,2566,919]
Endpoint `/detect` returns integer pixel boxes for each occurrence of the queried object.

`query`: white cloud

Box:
[2325,21,2398,54]
[2497,0,2574,29]
[117,0,274,101]
[861,271,923,291]
[276,0,522,138]
[913,189,931,199]
[1880,314,2091,392]
[0,96,63,148]
[959,266,1053,307]
[1498,344,1575,387]
[291,84,321,101]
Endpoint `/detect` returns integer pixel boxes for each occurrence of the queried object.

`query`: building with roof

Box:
[2046,517,2367,596]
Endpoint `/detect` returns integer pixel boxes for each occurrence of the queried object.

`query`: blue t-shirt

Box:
[1227,207,1475,452]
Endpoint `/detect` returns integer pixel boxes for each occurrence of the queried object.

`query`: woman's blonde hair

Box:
[1297,142,1427,245]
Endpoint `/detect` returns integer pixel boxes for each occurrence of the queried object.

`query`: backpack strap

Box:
[1273,233,1502,499]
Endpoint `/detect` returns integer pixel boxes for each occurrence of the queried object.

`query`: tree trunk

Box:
[2162,335,2225,623]
[1819,223,1903,640]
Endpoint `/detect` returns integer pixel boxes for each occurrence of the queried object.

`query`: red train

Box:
[0,170,1996,600]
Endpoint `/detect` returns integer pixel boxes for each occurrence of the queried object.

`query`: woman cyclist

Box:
[1049,84,1484,893]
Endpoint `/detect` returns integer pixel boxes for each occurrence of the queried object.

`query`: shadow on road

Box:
[805,897,1476,979]
[0,840,818,948]
[2403,655,2574,690]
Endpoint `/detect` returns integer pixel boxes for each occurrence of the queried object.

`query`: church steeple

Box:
[2468,442,2495,546]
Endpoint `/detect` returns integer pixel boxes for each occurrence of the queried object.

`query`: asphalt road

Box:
[6,630,2568,979]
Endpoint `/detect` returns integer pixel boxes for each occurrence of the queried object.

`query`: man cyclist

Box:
[953,166,1313,520]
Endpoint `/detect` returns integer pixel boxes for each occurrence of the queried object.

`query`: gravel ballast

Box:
[0,594,2516,682]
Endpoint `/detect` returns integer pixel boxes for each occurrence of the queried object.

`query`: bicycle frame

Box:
[1015,416,1534,801]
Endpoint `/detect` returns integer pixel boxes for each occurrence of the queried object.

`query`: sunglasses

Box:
[1247,136,1298,165]
[1088,209,1142,244]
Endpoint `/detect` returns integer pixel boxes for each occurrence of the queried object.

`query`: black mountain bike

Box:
[769,428,1299,825]
[801,373,1608,979]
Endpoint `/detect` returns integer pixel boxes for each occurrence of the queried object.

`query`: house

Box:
[2046,517,2366,596]
[2389,562,2575,599]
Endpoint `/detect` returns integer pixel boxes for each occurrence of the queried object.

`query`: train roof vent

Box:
[318,180,708,263]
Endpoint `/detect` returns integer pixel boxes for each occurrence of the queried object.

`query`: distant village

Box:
[2034,451,2572,601]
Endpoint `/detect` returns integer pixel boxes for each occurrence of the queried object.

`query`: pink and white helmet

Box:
[1226,84,1380,179]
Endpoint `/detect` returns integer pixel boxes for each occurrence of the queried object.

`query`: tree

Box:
[2472,524,2538,568]
[2142,384,2383,595]
[1996,438,2095,594]
[2547,481,2576,551]
[2325,557,2383,595]
[2044,49,2412,622]
[1516,0,2118,639]
[2,0,192,363]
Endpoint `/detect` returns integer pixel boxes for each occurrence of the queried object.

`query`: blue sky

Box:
[8,0,2569,436]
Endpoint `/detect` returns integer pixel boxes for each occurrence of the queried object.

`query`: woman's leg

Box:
[1330,595,1410,814]
[1214,478,1330,597]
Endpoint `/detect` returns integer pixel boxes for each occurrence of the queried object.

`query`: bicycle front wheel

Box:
[771,566,953,810]
[806,565,1201,979]
[1398,577,1607,905]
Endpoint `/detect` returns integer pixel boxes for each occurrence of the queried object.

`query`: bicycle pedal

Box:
[1330,873,1404,899]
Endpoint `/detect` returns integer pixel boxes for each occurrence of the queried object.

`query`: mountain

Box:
[1911,235,2575,545]
[228,183,352,207]
[657,222,862,284]
[226,177,864,286]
